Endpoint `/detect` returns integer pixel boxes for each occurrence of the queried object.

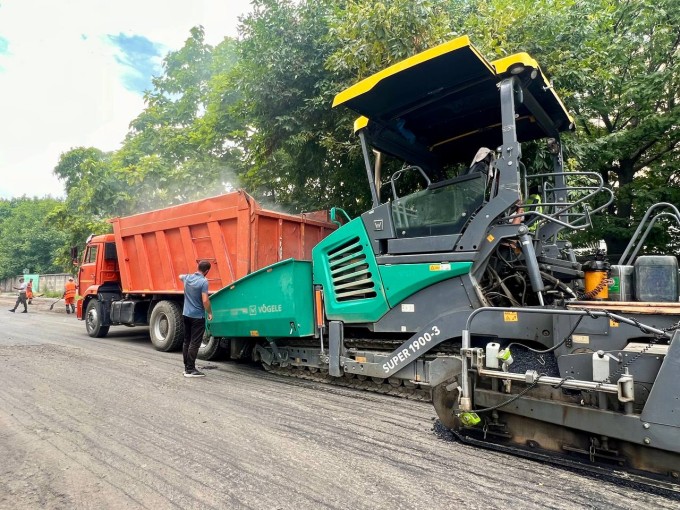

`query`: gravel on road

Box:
[0,294,676,510]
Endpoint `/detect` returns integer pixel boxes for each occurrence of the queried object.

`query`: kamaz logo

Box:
[249,304,283,315]
[374,219,384,231]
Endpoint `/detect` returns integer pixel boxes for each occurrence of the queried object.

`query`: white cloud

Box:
[0,0,252,199]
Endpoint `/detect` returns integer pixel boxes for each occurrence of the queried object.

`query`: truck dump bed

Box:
[111,191,335,294]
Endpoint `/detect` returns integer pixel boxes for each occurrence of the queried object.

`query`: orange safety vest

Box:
[64,281,77,299]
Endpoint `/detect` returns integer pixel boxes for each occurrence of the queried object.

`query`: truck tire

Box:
[149,300,183,352]
[198,333,226,360]
[85,299,110,338]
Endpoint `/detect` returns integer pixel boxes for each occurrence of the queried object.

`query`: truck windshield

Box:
[391,173,485,238]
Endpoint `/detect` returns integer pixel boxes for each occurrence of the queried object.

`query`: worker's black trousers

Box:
[182,316,205,372]
[13,293,27,312]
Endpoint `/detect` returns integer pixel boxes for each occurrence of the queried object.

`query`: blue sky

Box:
[109,33,163,93]
[0,0,252,199]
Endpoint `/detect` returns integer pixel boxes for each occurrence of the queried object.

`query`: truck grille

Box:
[327,236,377,301]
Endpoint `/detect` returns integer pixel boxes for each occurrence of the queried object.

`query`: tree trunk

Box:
[604,159,636,259]
[616,158,636,220]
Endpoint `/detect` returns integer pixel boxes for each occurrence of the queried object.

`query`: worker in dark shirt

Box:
[179,261,213,378]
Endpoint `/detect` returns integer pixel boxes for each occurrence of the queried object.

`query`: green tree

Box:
[0,198,68,279]
[326,0,680,253]
[326,0,451,79]
[51,147,120,266]
[459,0,680,256]
[51,0,680,260]
[232,0,454,214]
[52,30,243,263]
[231,0,370,214]
[113,27,242,210]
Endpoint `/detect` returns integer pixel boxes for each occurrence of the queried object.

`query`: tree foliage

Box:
[49,29,243,266]
[0,198,69,279]
[228,0,368,213]
[460,0,680,255]
[326,0,451,79]
[50,147,118,266]
[36,0,680,272]
[113,27,242,210]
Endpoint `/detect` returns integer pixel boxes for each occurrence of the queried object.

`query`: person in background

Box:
[63,277,77,314]
[9,277,28,313]
[179,261,213,378]
[26,279,34,304]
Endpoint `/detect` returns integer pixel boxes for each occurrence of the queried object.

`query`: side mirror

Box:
[70,246,78,265]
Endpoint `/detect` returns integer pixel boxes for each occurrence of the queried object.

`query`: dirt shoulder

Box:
[1,293,70,314]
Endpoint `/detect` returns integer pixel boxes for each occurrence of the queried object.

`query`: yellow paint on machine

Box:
[355,356,367,363]
[353,116,369,133]
[429,263,451,271]
[333,36,483,107]
[250,330,260,337]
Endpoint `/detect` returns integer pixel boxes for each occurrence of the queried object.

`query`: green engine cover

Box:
[312,217,473,323]
[206,259,315,338]
[312,217,389,323]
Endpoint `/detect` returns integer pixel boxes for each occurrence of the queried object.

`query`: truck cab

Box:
[76,233,120,320]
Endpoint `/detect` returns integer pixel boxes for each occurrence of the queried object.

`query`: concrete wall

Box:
[1,274,73,294]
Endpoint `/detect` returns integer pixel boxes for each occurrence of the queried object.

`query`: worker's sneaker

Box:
[184,369,206,378]
[8,309,15,312]
[21,310,27,313]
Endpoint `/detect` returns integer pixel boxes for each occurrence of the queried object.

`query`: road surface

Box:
[0,295,676,509]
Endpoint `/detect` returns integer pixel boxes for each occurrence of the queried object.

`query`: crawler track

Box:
[264,365,432,402]
[434,421,680,499]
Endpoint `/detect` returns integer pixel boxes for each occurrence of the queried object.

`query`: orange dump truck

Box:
[76,191,335,351]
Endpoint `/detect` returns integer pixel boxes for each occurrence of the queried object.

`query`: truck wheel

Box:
[198,333,225,360]
[85,300,110,338]
[149,300,183,352]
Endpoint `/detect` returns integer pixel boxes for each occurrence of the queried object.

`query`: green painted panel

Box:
[312,218,389,323]
[23,274,40,292]
[379,262,472,306]
[207,259,314,338]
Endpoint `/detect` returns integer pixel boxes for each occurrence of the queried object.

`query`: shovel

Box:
[49,297,63,310]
